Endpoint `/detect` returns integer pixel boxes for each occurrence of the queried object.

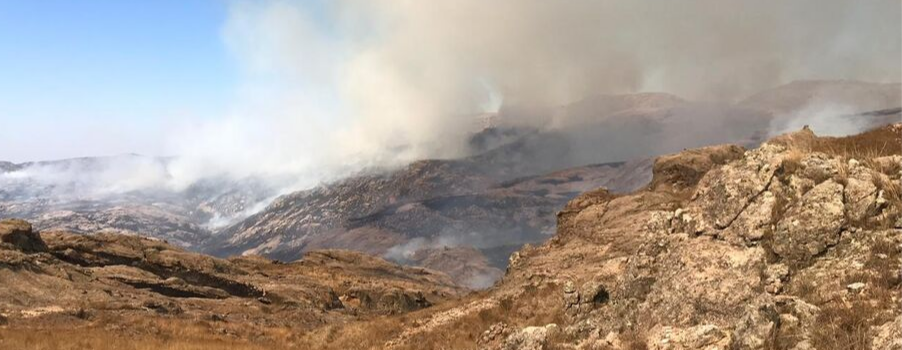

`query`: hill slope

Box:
[2,123,899,349]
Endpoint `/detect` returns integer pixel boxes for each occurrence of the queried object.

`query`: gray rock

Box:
[772,180,845,263]
[503,324,558,350]
[686,143,782,236]
[845,282,866,293]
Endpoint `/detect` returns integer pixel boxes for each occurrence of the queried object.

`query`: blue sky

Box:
[0,1,238,162]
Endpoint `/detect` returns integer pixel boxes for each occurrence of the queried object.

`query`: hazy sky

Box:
[0,1,236,162]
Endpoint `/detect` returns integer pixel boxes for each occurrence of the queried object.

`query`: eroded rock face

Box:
[638,238,767,327]
[844,162,880,223]
[0,219,46,253]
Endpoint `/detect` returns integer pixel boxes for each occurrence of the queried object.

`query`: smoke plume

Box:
[215,0,900,174]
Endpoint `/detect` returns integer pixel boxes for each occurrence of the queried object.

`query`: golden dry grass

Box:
[292,283,566,350]
[0,316,317,350]
[0,327,271,350]
[773,125,901,162]
[808,237,899,350]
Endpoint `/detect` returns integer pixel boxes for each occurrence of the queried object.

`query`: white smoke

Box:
[770,103,865,137]
[0,155,172,199]
[384,235,465,262]
[208,0,901,177]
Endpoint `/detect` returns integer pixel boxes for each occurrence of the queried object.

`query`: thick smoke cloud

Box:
[216,0,901,173]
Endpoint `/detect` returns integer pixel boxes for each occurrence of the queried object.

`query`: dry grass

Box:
[862,238,902,295]
[773,125,901,162]
[869,157,902,177]
[0,322,278,350]
[399,283,564,350]
[779,148,805,177]
[810,301,874,350]
[797,236,900,350]
[858,171,902,230]
[264,283,565,350]
[777,125,899,182]
[620,330,649,350]
[874,173,902,204]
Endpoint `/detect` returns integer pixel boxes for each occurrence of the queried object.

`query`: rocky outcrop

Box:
[771,179,845,263]
[0,219,46,253]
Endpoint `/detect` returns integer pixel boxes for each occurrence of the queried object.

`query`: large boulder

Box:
[502,324,558,350]
[685,143,783,236]
[0,219,47,253]
[771,180,845,264]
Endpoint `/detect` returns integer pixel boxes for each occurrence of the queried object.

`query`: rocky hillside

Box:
[0,218,463,343]
[207,158,653,288]
[294,123,901,350]
[2,123,898,350]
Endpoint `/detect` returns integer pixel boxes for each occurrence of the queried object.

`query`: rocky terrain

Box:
[1,123,899,349]
[0,218,464,346]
